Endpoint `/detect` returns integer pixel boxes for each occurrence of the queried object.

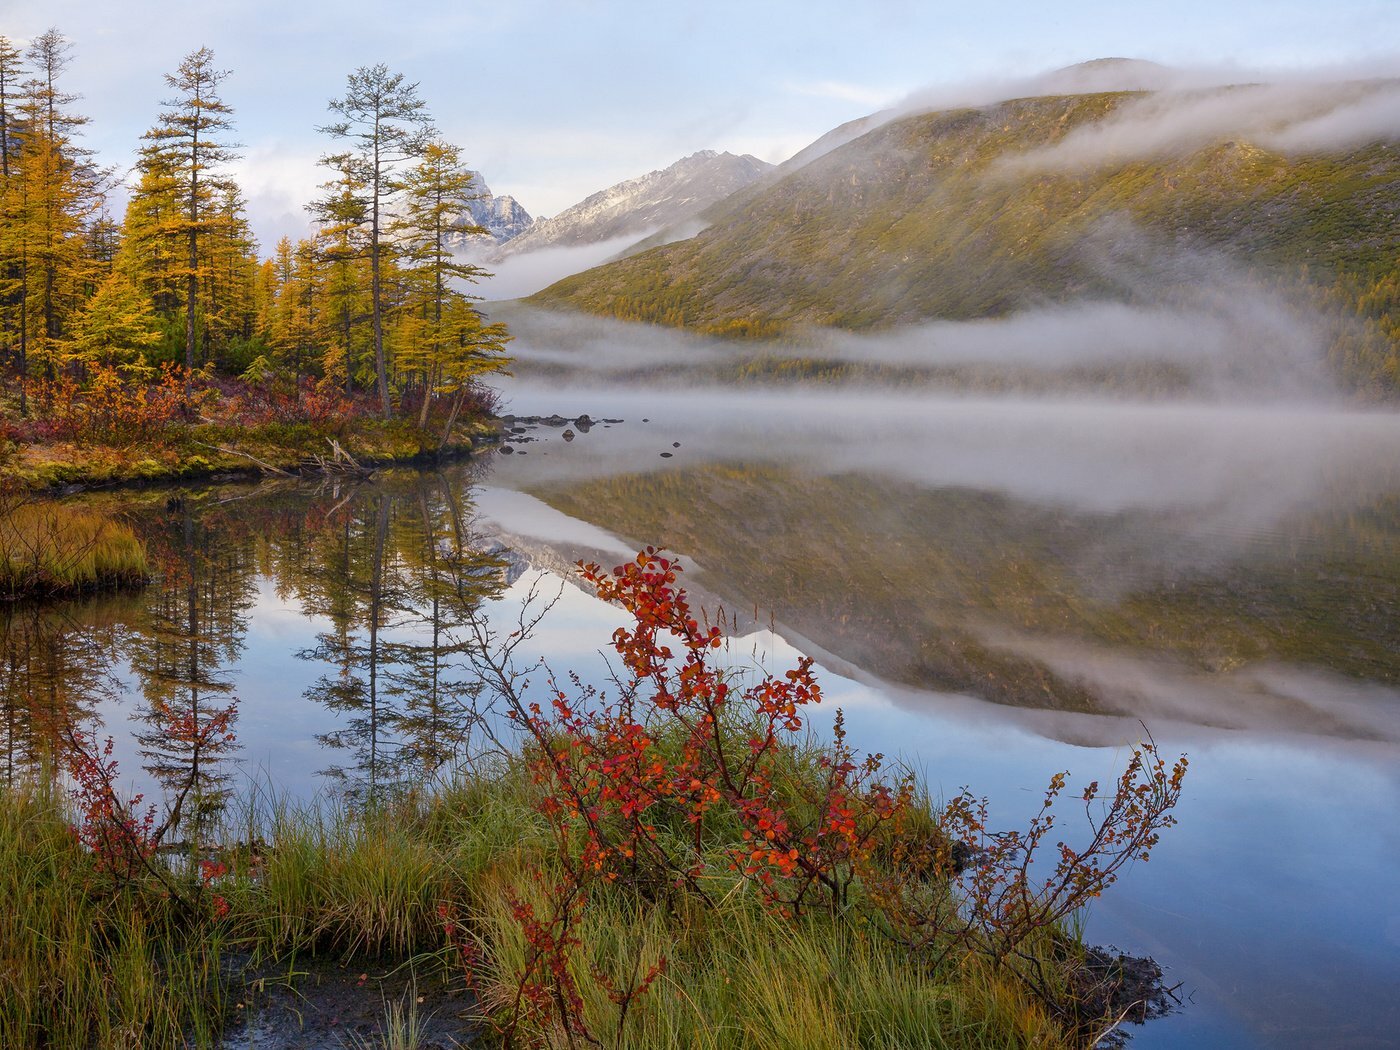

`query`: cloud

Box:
[227,141,323,250]
[998,78,1400,174]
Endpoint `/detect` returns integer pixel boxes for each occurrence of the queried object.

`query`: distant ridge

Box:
[493,150,773,259]
[532,75,1400,393]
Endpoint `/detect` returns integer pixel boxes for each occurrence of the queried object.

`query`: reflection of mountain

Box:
[534,81,1400,393]
[528,464,1400,738]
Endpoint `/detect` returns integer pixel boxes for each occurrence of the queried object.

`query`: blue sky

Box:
[2,0,1396,248]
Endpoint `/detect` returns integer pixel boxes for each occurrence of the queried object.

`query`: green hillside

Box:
[531,89,1400,393]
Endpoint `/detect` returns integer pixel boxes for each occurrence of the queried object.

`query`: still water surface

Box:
[4,334,1400,1047]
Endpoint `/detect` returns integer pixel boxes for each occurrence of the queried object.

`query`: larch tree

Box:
[289,238,324,389]
[308,152,371,395]
[141,47,239,374]
[0,36,20,178]
[119,139,185,323]
[0,36,24,399]
[391,138,508,429]
[71,270,161,372]
[318,64,433,419]
[8,29,101,389]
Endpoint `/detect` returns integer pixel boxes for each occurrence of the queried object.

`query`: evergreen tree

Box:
[6,30,101,387]
[390,138,505,426]
[71,271,161,372]
[0,36,23,394]
[308,152,370,394]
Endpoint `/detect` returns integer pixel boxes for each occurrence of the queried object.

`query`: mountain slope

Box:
[531,83,1400,389]
[461,172,533,244]
[495,150,772,258]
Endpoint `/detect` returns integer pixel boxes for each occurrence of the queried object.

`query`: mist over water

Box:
[473,305,1400,1047]
[485,301,1400,750]
[493,301,1400,541]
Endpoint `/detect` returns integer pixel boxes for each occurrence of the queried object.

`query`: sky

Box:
[2,0,1397,250]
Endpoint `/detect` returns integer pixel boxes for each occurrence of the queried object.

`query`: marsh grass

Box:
[0,782,224,1050]
[0,499,148,599]
[472,864,1071,1050]
[2,756,1093,1050]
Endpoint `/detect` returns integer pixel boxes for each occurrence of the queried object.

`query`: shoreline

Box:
[0,417,505,496]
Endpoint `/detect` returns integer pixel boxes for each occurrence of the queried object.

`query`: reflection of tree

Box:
[301,491,407,803]
[1,467,510,808]
[297,472,506,802]
[387,474,506,776]
[0,601,125,785]
[126,506,250,844]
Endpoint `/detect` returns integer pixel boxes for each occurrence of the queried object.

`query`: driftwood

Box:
[195,438,373,479]
[195,442,295,477]
[304,438,374,477]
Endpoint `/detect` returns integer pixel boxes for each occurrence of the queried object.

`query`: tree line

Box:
[0,29,509,424]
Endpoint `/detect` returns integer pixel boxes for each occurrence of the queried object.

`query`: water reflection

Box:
[0,600,126,785]
[129,505,249,839]
[0,470,507,817]
[508,460,1400,739]
[1,428,1398,1048]
[297,476,506,802]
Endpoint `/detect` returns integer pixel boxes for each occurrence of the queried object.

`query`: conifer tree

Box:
[71,270,161,372]
[141,47,239,373]
[318,64,433,418]
[7,30,100,386]
[0,36,24,398]
[308,153,370,394]
[392,139,509,429]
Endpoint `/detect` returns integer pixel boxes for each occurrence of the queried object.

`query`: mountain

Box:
[462,172,533,244]
[531,77,1400,392]
[494,150,773,258]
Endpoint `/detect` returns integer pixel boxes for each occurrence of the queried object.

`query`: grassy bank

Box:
[0,498,149,598]
[0,765,1074,1050]
[0,552,1180,1048]
[0,369,502,492]
[0,414,499,492]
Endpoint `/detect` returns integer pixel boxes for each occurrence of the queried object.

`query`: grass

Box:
[471,870,1067,1050]
[0,413,498,492]
[0,754,1089,1050]
[0,498,149,599]
[0,781,226,1049]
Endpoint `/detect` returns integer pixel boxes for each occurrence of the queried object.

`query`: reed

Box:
[0,499,148,599]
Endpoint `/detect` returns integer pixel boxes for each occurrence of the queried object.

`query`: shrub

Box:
[469,549,1187,1047]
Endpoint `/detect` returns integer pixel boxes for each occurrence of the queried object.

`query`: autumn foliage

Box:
[4,364,376,448]
[481,549,1187,1046]
[60,698,239,920]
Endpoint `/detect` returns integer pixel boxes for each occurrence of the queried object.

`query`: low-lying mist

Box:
[496,253,1346,402]
[469,232,651,300]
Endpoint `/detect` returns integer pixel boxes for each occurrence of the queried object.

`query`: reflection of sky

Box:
[76,520,1400,1049]
[458,568,1400,1049]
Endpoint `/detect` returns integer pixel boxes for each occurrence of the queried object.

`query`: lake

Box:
[4,308,1400,1047]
